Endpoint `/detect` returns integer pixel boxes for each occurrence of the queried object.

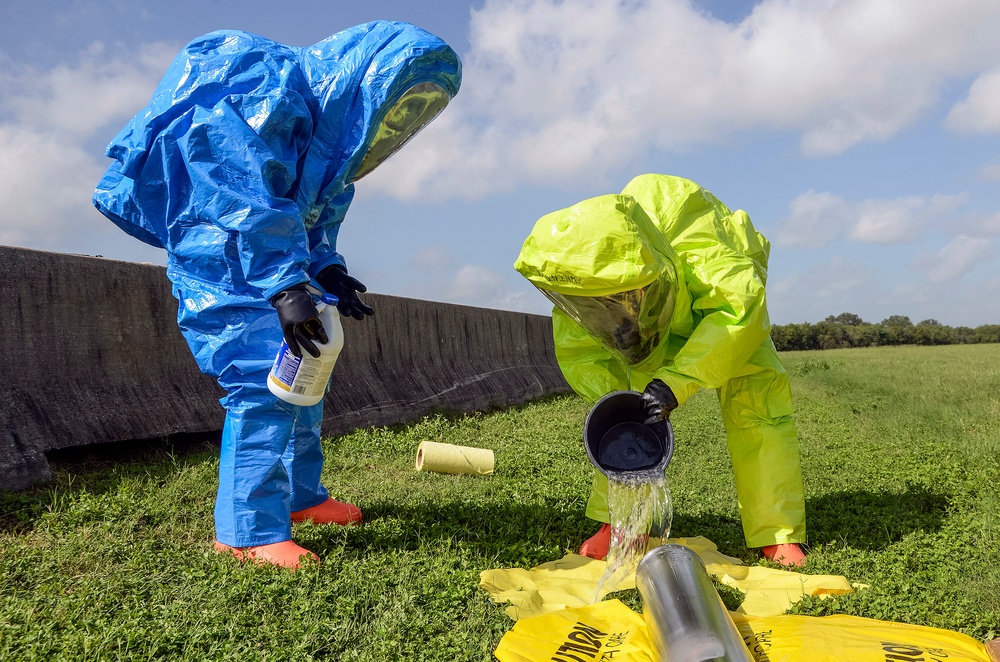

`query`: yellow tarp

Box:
[479,551,628,621]
[494,600,653,662]
[734,612,993,662]
[493,600,994,662]
[479,536,857,620]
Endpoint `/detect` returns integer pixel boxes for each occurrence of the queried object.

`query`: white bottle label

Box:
[269,342,333,397]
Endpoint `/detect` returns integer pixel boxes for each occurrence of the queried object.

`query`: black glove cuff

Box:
[642,379,679,423]
[270,283,310,307]
[648,379,678,411]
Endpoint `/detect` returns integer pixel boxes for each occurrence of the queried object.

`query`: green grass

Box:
[1,343,998,660]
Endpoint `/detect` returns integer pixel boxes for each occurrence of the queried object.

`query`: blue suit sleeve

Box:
[305,187,354,278]
[171,102,312,300]
[97,32,319,300]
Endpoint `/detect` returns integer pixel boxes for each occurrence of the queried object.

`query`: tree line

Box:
[770,313,1000,351]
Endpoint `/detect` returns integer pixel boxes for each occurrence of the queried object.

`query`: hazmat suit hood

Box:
[514,194,680,364]
[94,21,461,252]
[296,22,461,220]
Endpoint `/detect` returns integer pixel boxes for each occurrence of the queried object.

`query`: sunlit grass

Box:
[1,343,997,659]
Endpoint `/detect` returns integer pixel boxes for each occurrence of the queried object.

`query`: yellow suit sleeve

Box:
[652,220,771,404]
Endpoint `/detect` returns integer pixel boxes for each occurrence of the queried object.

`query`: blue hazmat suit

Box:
[93,22,462,547]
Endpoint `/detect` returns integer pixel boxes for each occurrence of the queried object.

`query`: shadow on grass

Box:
[671,511,748,557]
[0,433,220,535]
[328,498,595,565]
[44,432,221,477]
[0,393,581,536]
[309,499,754,566]
[322,482,950,566]
[804,482,949,550]
[4,430,947,568]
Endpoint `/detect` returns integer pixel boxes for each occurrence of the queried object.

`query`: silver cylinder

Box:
[635,544,752,662]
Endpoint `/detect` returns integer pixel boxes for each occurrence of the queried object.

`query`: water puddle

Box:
[593,470,672,601]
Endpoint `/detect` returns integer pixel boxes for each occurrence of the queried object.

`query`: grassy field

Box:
[1,343,998,660]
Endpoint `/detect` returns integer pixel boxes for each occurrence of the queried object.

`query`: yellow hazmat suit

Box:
[514,174,806,548]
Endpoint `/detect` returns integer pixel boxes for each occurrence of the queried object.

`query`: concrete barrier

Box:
[0,245,570,491]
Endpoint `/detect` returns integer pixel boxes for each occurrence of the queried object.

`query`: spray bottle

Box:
[267,291,344,407]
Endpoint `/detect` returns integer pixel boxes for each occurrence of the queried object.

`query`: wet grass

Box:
[1,343,998,659]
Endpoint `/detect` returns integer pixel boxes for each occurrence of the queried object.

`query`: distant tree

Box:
[846,323,889,347]
[974,324,1000,344]
[771,317,999,351]
[914,323,951,345]
[771,322,821,351]
[825,312,865,326]
[952,326,976,344]
[816,320,850,349]
[880,315,913,328]
[770,325,792,351]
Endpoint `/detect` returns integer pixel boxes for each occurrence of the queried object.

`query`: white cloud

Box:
[767,255,883,322]
[980,161,1000,181]
[776,190,967,248]
[0,41,177,139]
[889,272,1000,326]
[915,235,998,282]
[446,264,502,300]
[770,249,1000,326]
[384,245,545,313]
[774,191,854,248]
[370,0,1000,200]
[444,264,538,311]
[782,255,874,298]
[946,67,1000,134]
[986,212,1000,235]
[850,193,966,244]
[409,245,454,271]
[849,198,924,244]
[0,41,177,252]
[941,208,1000,239]
[0,127,105,247]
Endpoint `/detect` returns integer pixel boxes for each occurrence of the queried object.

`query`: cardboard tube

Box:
[415,440,495,476]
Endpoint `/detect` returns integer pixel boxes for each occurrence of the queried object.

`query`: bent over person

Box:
[93,22,462,569]
[514,174,807,567]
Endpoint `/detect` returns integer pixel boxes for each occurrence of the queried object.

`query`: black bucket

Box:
[584,390,674,477]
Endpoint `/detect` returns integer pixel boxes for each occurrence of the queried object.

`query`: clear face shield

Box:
[540,279,675,365]
[353,81,451,181]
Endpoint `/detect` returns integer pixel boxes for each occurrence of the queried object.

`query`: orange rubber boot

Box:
[291,497,362,526]
[579,523,612,560]
[762,543,806,567]
[213,540,319,570]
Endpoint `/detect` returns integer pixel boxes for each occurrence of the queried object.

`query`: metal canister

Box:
[635,544,752,661]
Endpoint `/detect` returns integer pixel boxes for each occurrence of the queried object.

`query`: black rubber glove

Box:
[270,284,328,358]
[317,264,375,321]
[641,379,679,425]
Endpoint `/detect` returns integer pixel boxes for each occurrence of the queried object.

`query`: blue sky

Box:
[2,0,999,326]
